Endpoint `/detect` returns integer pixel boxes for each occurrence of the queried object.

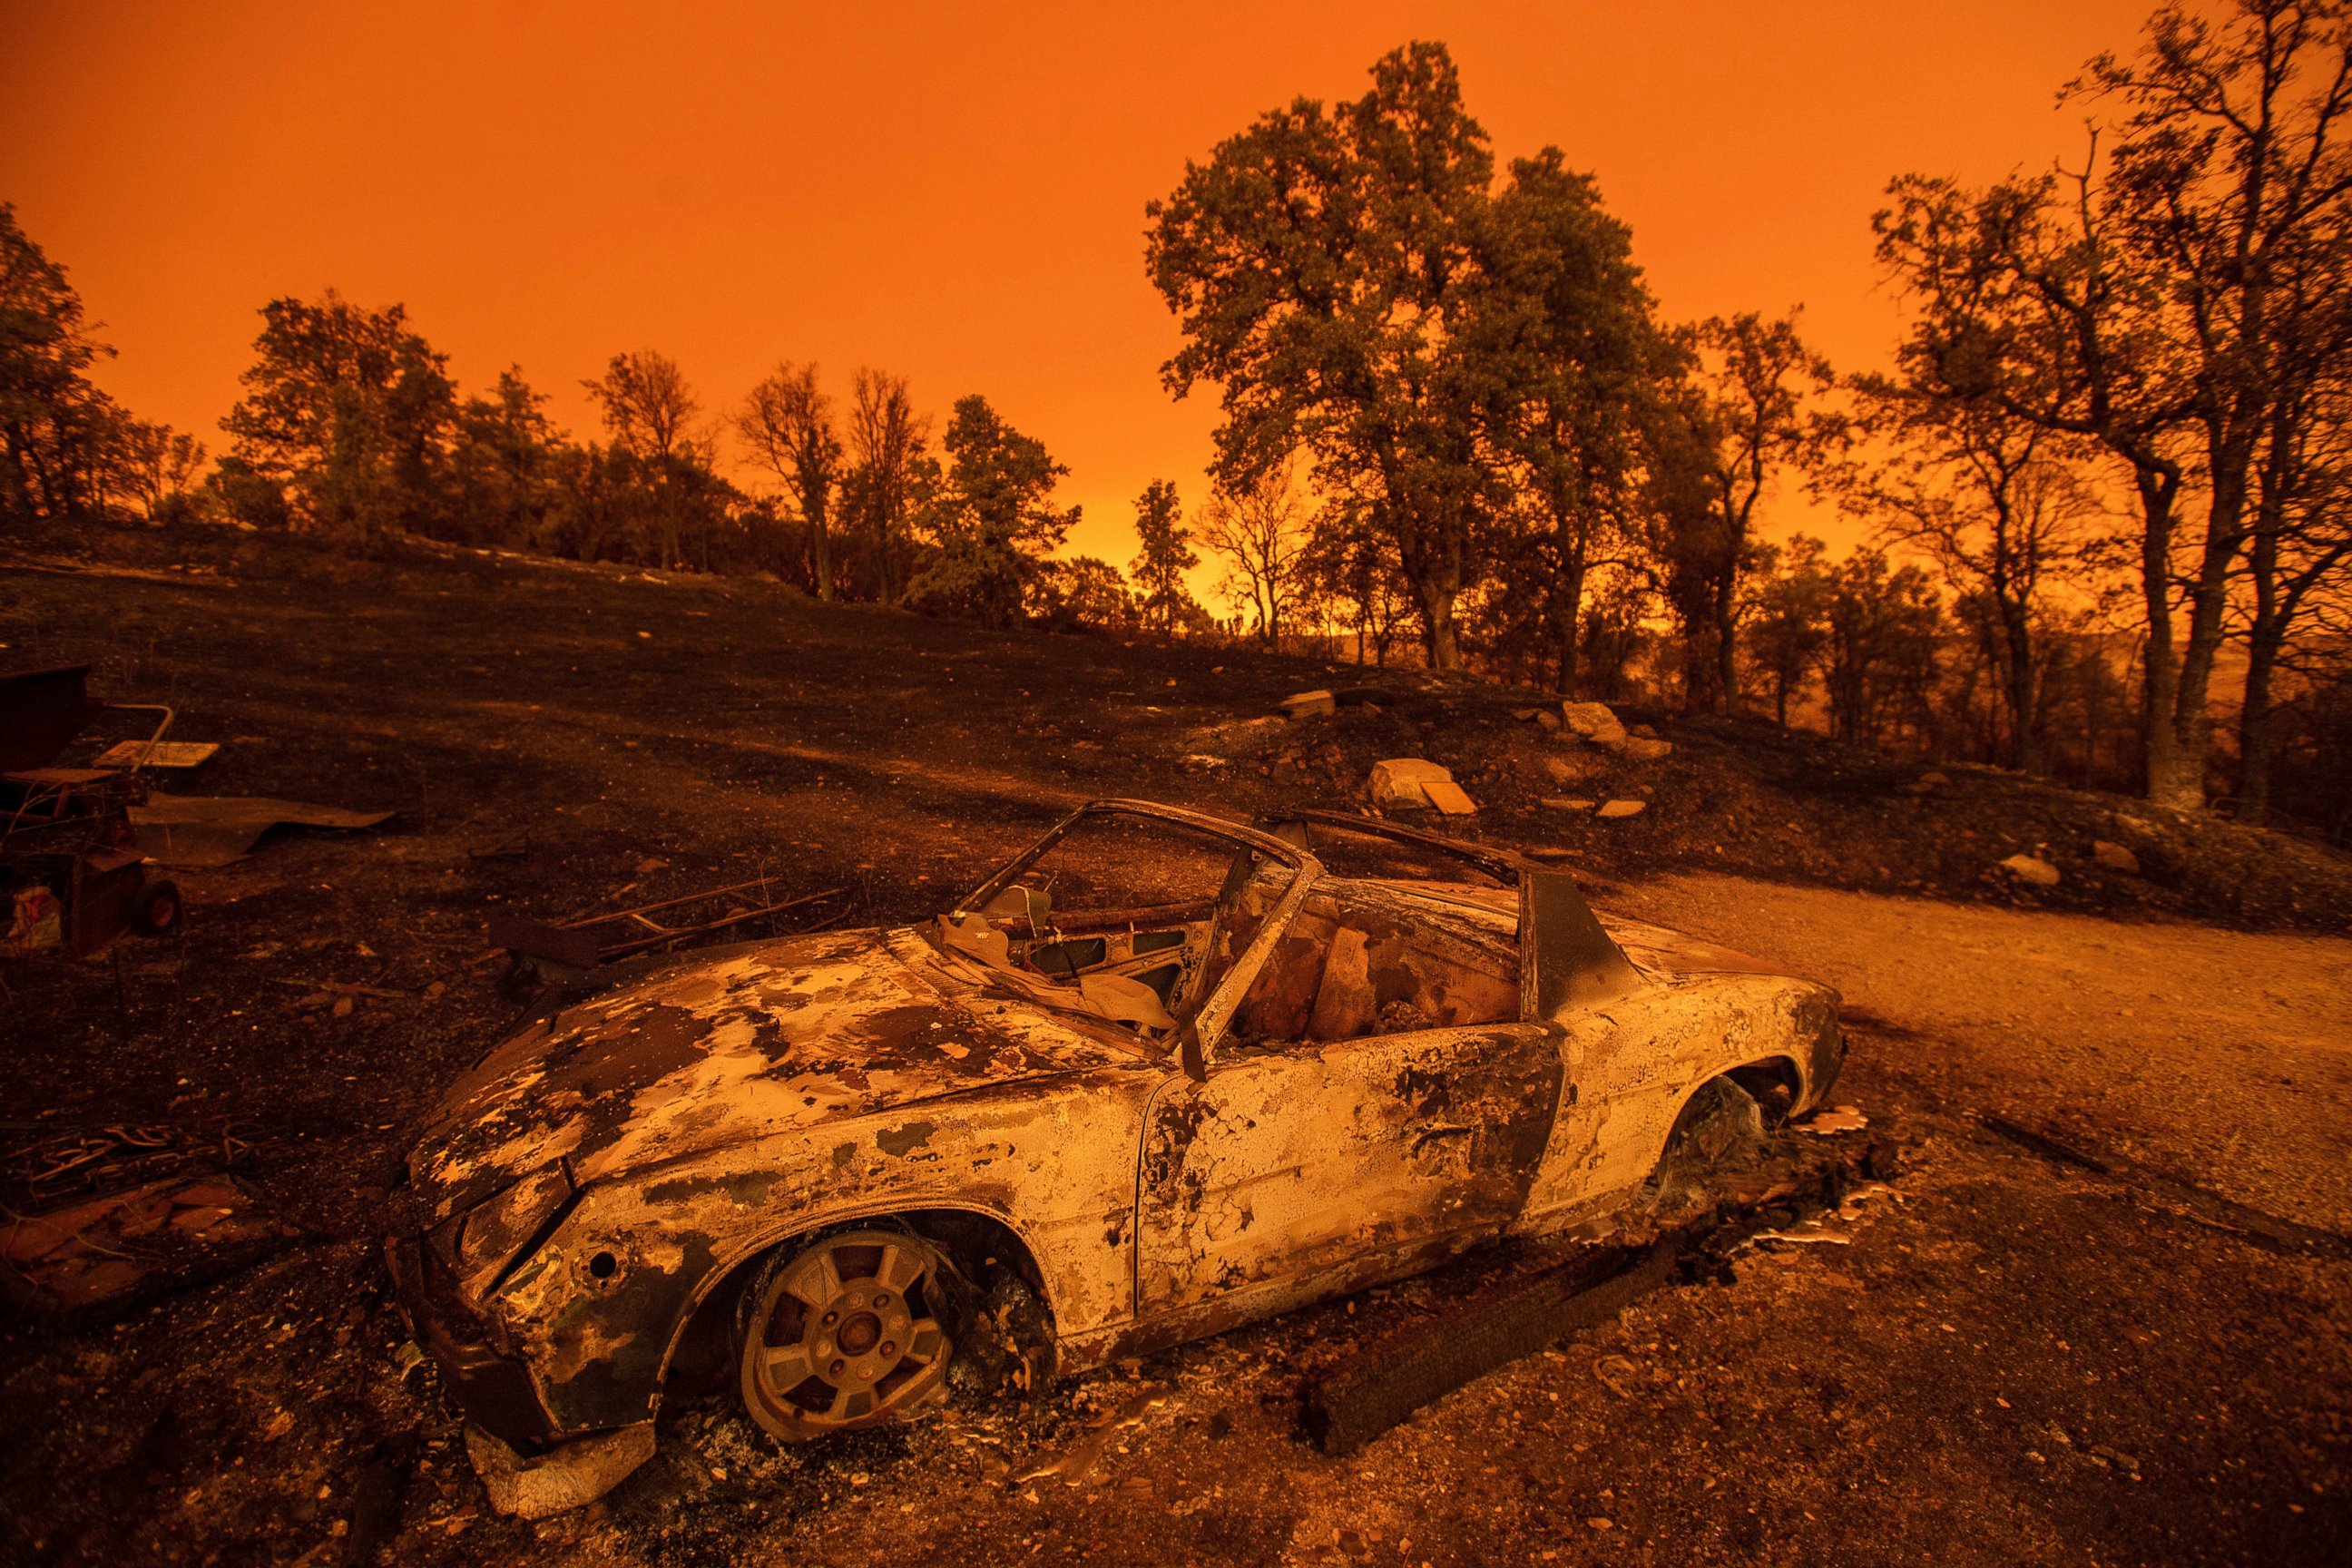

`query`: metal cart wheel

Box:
[132,878,182,936]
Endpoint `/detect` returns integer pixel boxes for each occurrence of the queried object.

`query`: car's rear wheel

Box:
[735,1228,955,1441]
[1647,1077,1765,1209]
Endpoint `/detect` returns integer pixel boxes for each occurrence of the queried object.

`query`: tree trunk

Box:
[1997,593,2043,776]
[1712,574,1738,715]
[1554,553,1586,694]
[2238,627,2279,824]
[1419,585,1460,671]
[811,493,834,601]
[2130,472,2204,810]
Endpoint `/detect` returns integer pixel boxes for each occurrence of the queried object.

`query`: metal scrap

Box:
[489,878,847,979]
[1302,1142,1900,1455]
[127,793,395,867]
[3,1119,264,1208]
[1014,1384,1170,1486]
[0,1171,288,1315]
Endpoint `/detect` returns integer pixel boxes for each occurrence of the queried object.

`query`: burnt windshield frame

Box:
[944,801,1318,1065]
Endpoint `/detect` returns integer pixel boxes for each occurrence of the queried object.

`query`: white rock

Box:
[1367,758,1455,809]
[1422,778,1478,816]
[2092,840,2140,874]
[466,1421,655,1519]
[1279,690,1336,719]
[1560,701,1628,743]
[1596,799,1647,819]
[2000,853,2061,887]
[1622,737,1672,761]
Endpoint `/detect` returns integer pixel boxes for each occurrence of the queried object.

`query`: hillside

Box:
[6,527,2344,941]
[4,530,2347,1568]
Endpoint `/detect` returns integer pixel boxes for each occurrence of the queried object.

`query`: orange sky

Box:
[1,0,2162,571]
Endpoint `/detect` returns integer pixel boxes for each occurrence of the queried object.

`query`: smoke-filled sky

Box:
[2,0,2160,566]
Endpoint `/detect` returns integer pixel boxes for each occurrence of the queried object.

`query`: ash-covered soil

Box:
[2,534,2347,1567]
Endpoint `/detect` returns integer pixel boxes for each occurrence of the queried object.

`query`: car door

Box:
[1133,1025,1560,1318]
[1131,884,1563,1321]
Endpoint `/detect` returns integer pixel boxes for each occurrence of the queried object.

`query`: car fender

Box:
[485,1064,1162,1436]
[1514,974,1838,1228]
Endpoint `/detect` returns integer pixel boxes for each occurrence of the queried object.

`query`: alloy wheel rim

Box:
[742,1230,951,1437]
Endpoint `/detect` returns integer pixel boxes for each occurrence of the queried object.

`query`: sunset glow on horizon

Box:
[4,0,2160,567]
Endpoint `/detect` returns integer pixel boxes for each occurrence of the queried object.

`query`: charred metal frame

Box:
[950,799,1317,1080]
[395,796,1841,1480]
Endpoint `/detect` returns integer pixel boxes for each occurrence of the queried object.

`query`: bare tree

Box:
[1841,387,2105,773]
[118,421,207,521]
[1198,460,1316,647]
[737,362,842,599]
[583,350,695,462]
[1877,0,2352,808]
[843,368,930,603]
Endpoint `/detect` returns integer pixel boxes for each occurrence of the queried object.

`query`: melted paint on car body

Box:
[390,800,1841,1477]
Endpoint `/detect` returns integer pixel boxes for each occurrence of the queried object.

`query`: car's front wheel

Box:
[735,1228,956,1441]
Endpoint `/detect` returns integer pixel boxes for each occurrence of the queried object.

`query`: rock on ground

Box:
[2092,840,2140,874]
[1560,701,1629,750]
[1367,758,1457,810]
[2000,853,2062,887]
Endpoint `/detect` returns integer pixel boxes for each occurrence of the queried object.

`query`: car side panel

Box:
[1514,974,1838,1230]
[1133,1022,1560,1318]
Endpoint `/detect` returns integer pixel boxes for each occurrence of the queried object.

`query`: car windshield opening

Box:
[939,808,1299,1039]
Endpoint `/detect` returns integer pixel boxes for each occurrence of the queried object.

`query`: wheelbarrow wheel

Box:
[132,878,182,936]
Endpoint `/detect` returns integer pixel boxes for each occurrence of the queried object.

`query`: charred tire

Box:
[1646,1077,1765,1208]
[734,1228,955,1441]
[131,878,182,937]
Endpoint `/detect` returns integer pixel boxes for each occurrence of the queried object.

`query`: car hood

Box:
[406,926,1122,1221]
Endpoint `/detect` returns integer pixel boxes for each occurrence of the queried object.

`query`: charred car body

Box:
[391,801,1840,1491]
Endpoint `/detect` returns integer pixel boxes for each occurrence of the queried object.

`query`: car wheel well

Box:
[659,1209,1054,1407]
[1643,1071,1772,1211]
[1724,1057,1802,1125]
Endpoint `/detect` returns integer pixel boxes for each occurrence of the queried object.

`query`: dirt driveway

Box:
[1612,873,2352,1235]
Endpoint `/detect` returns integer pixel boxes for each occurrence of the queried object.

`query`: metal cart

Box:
[2,663,183,957]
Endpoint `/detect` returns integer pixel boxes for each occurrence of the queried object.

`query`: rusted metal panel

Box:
[1515,975,1838,1230]
[1135,1021,1560,1318]
[1523,869,1643,1018]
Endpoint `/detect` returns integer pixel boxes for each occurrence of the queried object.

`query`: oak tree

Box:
[1148,42,1495,669]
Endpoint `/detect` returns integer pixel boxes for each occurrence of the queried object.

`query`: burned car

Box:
[391,800,1840,1494]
